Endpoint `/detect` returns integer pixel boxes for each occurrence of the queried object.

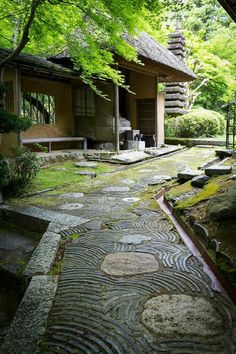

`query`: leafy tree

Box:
[0,0,166,92]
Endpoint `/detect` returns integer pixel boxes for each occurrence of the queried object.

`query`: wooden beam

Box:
[15,67,22,146]
[114,84,120,153]
[154,77,158,148]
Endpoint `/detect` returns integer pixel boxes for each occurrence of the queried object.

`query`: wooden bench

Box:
[22,136,87,152]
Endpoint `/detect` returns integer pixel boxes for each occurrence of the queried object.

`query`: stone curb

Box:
[0,275,58,354]
[0,205,89,232]
[24,231,61,277]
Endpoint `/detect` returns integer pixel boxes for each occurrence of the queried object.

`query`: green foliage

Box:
[3,146,40,196]
[0,108,32,134]
[0,154,10,189]
[0,0,165,93]
[165,109,225,138]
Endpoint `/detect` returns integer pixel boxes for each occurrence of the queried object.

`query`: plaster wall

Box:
[21,76,74,139]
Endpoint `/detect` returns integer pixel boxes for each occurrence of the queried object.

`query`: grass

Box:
[27,160,115,192]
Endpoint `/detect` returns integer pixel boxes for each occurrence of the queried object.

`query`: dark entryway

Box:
[137,99,155,147]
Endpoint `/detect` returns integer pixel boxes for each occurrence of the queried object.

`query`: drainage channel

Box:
[156,192,226,295]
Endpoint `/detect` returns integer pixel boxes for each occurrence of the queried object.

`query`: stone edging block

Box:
[0,275,58,354]
[24,231,61,277]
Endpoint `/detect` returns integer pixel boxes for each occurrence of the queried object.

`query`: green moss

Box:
[174,182,220,210]
[165,181,192,201]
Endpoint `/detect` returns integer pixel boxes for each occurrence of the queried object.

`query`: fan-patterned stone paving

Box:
[44,149,236,354]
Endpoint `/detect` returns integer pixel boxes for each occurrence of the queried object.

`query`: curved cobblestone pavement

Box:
[44,148,236,353]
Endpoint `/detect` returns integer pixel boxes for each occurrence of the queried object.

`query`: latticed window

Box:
[21,92,56,124]
[74,86,95,117]
[4,81,14,113]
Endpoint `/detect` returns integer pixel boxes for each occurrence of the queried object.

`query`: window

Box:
[21,92,56,124]
[74,86,95,117]
[4,81,14,113]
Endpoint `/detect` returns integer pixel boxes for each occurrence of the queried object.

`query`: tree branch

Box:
[0,0,44,68]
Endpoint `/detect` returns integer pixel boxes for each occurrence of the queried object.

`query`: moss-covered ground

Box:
[168,157,236,288]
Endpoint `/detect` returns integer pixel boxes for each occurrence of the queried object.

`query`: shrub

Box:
[0,154,10,189]
[0,108,32,134]
[3,146,40,196]
[165,108,226,138]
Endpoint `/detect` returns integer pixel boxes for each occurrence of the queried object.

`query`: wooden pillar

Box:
[15,67,22,146]
[154,77,159,148]
[115,84,120,153]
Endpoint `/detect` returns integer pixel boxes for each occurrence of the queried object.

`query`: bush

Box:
[0,154,10,189]
[165,108,226,138]
[3,146,40,196]
[0,108,32,134]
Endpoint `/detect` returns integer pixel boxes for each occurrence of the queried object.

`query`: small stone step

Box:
[178,169,202,181]
[75,162,98,168]
[205,165,232,177]
[191,175,210,188]
[215,149,234,158]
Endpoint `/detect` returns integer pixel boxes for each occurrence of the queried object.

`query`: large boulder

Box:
[207,187,236,221]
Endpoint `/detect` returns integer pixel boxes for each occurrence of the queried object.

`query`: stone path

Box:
[40,148,236,353]
[5,148,236,353]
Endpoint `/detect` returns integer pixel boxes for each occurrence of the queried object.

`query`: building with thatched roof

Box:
[0,31,196,153]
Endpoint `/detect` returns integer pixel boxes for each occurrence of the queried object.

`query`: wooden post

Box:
[115,84,120,153]
[15,67,22,146]
[154,77,159,148]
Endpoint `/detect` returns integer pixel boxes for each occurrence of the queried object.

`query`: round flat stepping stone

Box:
[74,170,96,177]
[52,168,67,171]
[75,162,98,168]
[59,203,83,210]
[148,179,165,186]
[119,234,152,244]
[139,169,154,173]
[122,179,135,184]
[102,186,130,192]
[122,197,140,203]
[142,295,224,337]
[101,252,159,276]
[59,192,84,199]
[153,175,172,181]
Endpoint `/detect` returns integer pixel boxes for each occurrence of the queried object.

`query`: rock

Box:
[141,295,224,337]
[59,203,83,210]
[215,149,234,158]
[102,186,130,192]
[119,234,152,244]
[191,175,210,188]
[75,162,98,168]
[52,168,67,171]
[205,165,232,176]
[207,187,236,221]
[178,169,202,181]
[59,192,84,199]
[231,175,236,180]
[153,175,172,181]
[74,170,96,177]
[100,252,159,276]
[122,197,140,203]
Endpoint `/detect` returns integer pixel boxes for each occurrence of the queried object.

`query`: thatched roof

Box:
[0,48,76,80]
[123,32,196,80]
[49,31,196,81]
[218,0,236,22]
